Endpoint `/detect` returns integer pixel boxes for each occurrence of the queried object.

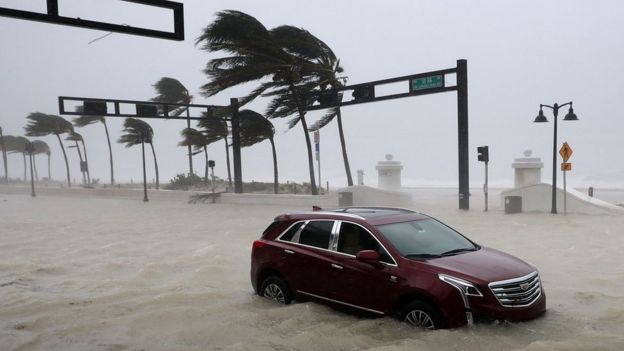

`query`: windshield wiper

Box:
[441,247,477,257]
[405,253,442,260]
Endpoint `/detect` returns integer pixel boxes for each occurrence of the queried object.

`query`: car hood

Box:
[417,247,536,284]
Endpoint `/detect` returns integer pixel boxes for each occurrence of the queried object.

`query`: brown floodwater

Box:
[1,191,624,350]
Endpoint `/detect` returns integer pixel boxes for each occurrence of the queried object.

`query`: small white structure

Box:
[512,150,543,187]
[357,170,365,186]
[501,149,624,215]
[376,154,403,190]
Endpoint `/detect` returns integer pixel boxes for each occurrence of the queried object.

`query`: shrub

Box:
[166,173,204,190]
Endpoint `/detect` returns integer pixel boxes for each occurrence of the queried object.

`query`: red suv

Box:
[251,207,545,329]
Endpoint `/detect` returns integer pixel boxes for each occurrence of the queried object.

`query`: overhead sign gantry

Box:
[306,59,470,210]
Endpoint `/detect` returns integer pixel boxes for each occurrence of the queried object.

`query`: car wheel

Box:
[259,276,292,304]
[401,300,444,330]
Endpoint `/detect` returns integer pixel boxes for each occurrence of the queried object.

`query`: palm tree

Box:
[197,12,348,194]
[238,110,279,194]
[66,132,88,185]
[31,140,50,181]
[2,135,29,181]
[0,127,8,182]
[197,111,231,189]
[118,118,159,189]
[152,77,194,175]
[196,10,320,194]
[179,128,219,183]
[73,107,115,185]
[24,113,73,187]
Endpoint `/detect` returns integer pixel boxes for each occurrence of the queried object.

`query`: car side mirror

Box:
[356,250,380,263]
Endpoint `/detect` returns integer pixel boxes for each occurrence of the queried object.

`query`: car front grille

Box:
[489,271,542,307]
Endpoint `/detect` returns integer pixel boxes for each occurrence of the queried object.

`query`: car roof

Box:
[275,207,430,225]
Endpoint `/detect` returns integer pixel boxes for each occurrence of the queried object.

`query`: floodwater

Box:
[1,190,624,350]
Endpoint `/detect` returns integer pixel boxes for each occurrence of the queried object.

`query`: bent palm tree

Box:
[0,127,8,182]
[152,77,194,174]
[197,10,321,194]
[32,140,50,181]
[179,128,218,184]
[25,113,73,187]
[66,132,88,185]
[238,110,279,194]
[118,118,159,189]
[3,136,29,181]
[197,111,231,189]
[197,12,349,194]
[74,107,114,185]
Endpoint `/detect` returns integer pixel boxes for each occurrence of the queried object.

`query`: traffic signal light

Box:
[317,90,341,107]
[83,101,107,115]
[135,104,158,117]
[477,146,489,163]
[352,84,375,101]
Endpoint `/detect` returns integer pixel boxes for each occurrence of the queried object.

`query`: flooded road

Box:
[1,191,624,350]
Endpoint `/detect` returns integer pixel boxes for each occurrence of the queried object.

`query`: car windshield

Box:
[375,219,478,259]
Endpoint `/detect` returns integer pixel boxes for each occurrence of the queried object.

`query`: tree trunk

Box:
[289,83,317,195]
[149,142,159,190]
[224,137,232,190]
[141,139,148,202]
[0,132,7,182]
[56,134,71,187]
[186,109,194,175]
[22,153,26,181]
[336,108,353,186]
[47,153,51,181]
[74,140,86,185]
[204,145,209,184]
[102,120,114,185]
[33,155,39,181]
[81,140,91,185]
[269,137,278,194]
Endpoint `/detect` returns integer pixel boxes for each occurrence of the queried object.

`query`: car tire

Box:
[259,276,292,304]
[401,300,445,330]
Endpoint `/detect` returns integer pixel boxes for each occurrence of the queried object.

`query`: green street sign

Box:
[411,75,444,91]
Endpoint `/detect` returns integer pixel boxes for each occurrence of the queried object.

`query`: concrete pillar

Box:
[376,154,403,190]
[512,150,543,188]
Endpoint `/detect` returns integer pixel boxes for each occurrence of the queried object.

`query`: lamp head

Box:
[563,106,578,121]
[534,107,548,123]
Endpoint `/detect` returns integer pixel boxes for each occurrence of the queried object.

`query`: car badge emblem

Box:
[520,283,529,291]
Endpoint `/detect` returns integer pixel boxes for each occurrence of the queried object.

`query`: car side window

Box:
[298,221,333,249]
[279,222,304,242]
[338,222,394,264]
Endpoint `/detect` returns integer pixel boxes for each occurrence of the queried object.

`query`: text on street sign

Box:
[411,75,444,91]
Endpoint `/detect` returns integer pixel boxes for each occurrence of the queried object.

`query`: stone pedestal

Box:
[512,150,543,188]
[376,154,403,190]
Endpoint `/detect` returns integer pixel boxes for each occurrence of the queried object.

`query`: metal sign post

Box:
[477,146,489,211]
[559,142,573,216]
[314,131,320,193]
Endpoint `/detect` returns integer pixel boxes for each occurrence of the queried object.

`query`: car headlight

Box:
[439,274,483,299]
[438,274,483,309]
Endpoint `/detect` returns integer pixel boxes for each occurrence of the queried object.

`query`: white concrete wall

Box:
[212,185,413,208]
[500,183,624,215]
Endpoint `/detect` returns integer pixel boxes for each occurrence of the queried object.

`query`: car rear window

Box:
[298,221,333,249]
[279,222,304,242]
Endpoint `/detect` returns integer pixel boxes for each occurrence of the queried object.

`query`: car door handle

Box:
[283,249,294,255]
[331,264,343,270]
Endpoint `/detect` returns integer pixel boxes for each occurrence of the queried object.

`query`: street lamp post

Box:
[533,102,578,214]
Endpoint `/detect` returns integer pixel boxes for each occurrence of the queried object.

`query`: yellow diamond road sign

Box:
[559,142,573,162]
